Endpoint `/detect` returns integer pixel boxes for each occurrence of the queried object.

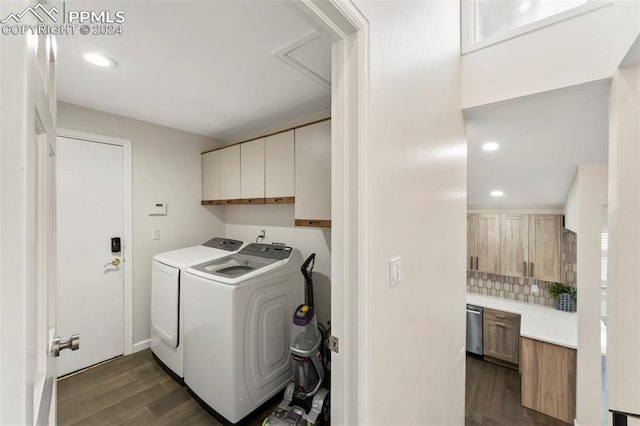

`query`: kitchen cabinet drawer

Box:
[484,308,520,323]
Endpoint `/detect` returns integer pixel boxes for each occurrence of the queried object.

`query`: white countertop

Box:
[466,293,578,349]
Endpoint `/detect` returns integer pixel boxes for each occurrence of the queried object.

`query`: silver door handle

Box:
[52,334,79,357]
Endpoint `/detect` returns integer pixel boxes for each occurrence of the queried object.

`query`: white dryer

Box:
[183,243,304,424]
[150,237,244,380]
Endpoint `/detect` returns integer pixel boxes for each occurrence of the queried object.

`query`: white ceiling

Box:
[54,1,331,141]
[465,79,610,208]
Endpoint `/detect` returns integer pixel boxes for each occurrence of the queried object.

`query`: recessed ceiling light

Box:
[490,190,505,197]
[482,142,500,152]
[519,1,532,13]
[83,52,117,68]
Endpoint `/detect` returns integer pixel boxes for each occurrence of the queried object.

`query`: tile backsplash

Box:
[466,228,578,308]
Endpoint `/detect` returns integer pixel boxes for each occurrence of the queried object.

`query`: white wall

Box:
[571,163,608,426]
[607,63,640,420]
[57,102,224,345]
[223,204,331,326]
[353,1,467,424]
[462,1,640,108]
[564,169,579,233]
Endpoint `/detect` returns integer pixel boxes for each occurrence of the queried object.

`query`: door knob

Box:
[105,258,120,267]
[52,334,79,357]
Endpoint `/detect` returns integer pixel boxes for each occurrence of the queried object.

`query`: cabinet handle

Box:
[495,322,506,328]
[530,262,534,278]
[475,257,479,271]
[496,314,505,319]
[523,261,527,277]
[470,256,473,270]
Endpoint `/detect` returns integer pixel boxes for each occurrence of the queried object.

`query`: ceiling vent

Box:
[275,33,331,90]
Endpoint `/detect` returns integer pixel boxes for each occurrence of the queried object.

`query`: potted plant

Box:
[547,282,577,312]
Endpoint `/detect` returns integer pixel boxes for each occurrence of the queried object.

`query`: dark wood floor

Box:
[465,355,570,426]
[57,350,277,425]
[58,349,569,425]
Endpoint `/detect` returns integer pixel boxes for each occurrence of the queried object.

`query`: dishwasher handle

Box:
[466,309,482,315]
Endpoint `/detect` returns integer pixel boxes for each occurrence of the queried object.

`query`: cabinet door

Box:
[474,214,501,274]
[295,120,331,227]
[500,214,529,278]
[219,145,241,202]
[483,318,519,364]
[202,150,220,202]
[265,130,295,202]
[529,215,562,282]
[240,138,265,202]
[467,214,475,270]
[521,337,576,424]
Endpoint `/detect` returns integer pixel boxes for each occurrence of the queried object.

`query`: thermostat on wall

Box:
[148,202,167,216]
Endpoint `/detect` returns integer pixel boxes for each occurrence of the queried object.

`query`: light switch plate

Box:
[531,284,539,294]
[389,257,401,287]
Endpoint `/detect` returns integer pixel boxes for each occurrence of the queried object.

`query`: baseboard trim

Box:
[132,338,151,353]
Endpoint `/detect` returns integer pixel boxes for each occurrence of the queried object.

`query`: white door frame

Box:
[292,1,371,424]
[56,128,134,356]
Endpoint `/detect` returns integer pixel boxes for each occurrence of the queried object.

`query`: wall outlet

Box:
[531,284,539,294]
[389,257,401,287]
[152,228,160,240]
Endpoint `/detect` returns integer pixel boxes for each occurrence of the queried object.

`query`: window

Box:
[462,0,610,53]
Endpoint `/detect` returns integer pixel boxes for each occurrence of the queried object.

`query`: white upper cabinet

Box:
[265,130,295,202]
[295,120,331,227]
[219,145,241,202]
[201,150,220,202]
[240,138,265,203]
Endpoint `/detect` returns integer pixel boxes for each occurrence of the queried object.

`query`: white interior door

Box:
[56,137,125,376]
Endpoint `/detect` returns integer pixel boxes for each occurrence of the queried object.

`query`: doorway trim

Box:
[292,1,371,424]
[56,128,134,356]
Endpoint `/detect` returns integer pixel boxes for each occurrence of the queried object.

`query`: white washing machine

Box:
[150,237,244,380]
[183,243,304,424]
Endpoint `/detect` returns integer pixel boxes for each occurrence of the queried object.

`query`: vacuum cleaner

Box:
[264,253,330,425]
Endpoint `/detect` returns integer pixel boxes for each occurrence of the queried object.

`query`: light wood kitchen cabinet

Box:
[521,337,576,424]
[295,120,331,228]
[500,213,562,281]
[500,213,529,278]
[201,150,220,204]
[483,308,520,369]
[265,130,295,204]
[219,145,241,204]
[240,138,265,204]
[468,214,501,274]
[529,214,562,282]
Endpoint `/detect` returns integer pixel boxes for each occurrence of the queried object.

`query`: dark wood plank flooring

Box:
[57,350,277,425]
[465,355,570,426]
[58,349,570,425]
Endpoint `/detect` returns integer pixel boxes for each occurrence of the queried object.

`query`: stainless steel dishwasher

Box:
[466,304,483,356]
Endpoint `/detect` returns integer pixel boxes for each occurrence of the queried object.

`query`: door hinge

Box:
[328,335,339,353]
